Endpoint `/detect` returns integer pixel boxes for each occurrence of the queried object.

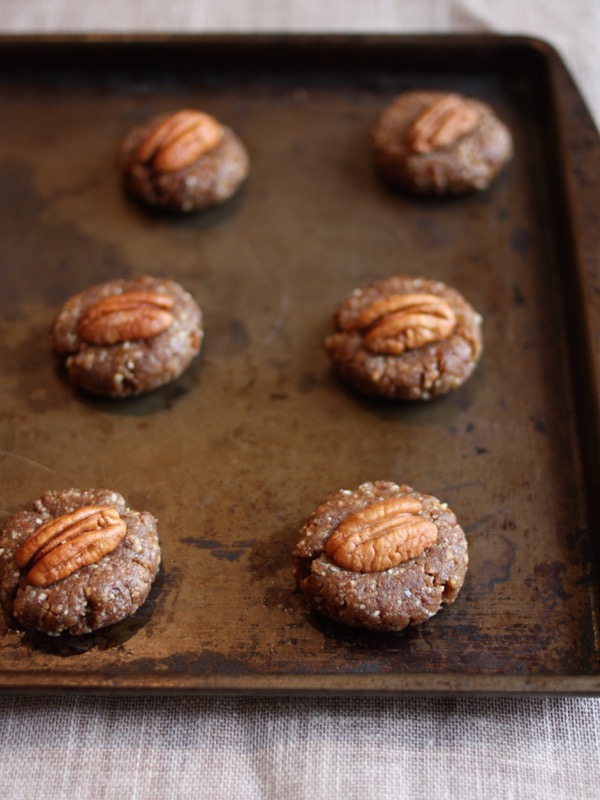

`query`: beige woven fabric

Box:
[0,2,599,798]
[1,694,600,799]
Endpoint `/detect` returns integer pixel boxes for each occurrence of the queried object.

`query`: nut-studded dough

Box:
[325,275,483,400]
[51,276,203,398]
[118,108,250,212]
[0,489,161,636]
[294,481,468,632]
[372,90,513,195]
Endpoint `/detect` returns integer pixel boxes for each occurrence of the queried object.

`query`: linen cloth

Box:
[2,694,600,800]
[0,2,599,799]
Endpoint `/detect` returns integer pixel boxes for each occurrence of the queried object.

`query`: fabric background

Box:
[0,2,599,798]
[2,694,600,800]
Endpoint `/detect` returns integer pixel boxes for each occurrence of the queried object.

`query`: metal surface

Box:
[0,34,598,695]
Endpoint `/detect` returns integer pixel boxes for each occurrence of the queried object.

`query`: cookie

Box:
[325,275,483,400]
[372,90,513,195]
[118,108,249,212]
[293,481,468,632]
[0,488,161,636]
[51,275,203,397]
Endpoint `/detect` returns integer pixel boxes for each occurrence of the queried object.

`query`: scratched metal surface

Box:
[0,35,598,694]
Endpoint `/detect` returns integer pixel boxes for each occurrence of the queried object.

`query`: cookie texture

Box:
[51,275,203,397]
[372,90,513,195]
[0,488,161,636]
[293,481,468,632]
[118,108,249,212]
[325,275,483,400]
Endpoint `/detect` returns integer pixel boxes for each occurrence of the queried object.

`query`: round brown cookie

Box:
[0,488,161,636]
[51,275,203,397]
[325,275,483,400]
[372,90,513,195]
[118,108,249,212]
[293,481,468,632]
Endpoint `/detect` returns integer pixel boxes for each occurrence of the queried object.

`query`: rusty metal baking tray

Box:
[0,34,598,696]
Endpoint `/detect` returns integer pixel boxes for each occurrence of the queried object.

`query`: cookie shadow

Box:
[325,367,482,426]
[19,568,165,658]
[58,355,204,418]
[122,180,249,230]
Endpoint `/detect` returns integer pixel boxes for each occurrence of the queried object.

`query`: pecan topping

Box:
[325,496,438,572]
[15,505,127,587]
[353,292,456,354]
[136,109,224,172]
[407,94,480,154]
[78,289,175,346]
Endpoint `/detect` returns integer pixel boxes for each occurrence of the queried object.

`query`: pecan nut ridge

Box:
[16,505,127,587]
[324,496,438,572]
[407,94,480,154]
[136,109,224,172]
[78,289,175,346]
[354,292,456,355]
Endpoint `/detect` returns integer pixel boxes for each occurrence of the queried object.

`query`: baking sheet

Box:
[0,34,599,695]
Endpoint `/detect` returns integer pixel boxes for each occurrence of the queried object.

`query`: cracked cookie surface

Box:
[293,481,468,632]
[0,488,160,636]
[325,275,483,400]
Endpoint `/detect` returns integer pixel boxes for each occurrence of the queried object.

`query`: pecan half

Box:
[325,496,438,572]
[15,505,126,587]
[353,292,456,354]
[78,289,175,346]
[136,109,224,172]
[407,94,480,154]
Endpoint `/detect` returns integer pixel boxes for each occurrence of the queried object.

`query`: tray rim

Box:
[0,31,599,697]
[0,31,578,79]
[2,670,600,698]
[0,29,571,51]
